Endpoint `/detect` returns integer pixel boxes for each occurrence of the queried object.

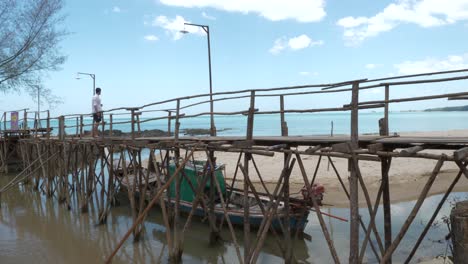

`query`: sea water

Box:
[0,173,465,263]
[9,111,468,136]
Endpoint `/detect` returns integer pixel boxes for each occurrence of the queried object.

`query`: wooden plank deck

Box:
[23,133,468,150]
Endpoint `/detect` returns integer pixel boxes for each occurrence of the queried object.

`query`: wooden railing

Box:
[1,68,467,142]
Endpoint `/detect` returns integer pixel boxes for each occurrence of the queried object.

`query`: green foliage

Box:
[0,0,67,106]
[424,105,468,112]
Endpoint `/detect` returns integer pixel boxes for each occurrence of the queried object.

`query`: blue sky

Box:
[2,0,468,116]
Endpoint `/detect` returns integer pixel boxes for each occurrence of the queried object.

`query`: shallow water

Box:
[0,173,465,263]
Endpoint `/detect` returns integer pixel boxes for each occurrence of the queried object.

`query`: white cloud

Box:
[365,63,382,70]
[159,0,326,22]
[299,71,319,76]
[112,6,121,13]
[202,11,216,20]
[269,34,323,54]
[269,38,287,54]
[144,35,159,41]
[394,53,468,74]
[152,15,204,40]
[337,0,468,45]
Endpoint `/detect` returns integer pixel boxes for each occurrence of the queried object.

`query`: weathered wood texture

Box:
[2,68,468,264]
[451,201,468,264]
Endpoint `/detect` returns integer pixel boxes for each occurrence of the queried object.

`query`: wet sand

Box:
[188,129,468,207]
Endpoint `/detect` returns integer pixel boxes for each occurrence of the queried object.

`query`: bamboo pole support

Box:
[101,114,105,139]
[251,158,297,263]
[382,156,392,264]
[404,161,465,263]
[349,81,360,263]
[359,180,384,263]
[380,156,445,263]
[130,110,136,140]
[136,113,141,137]
[79,115,83,137]
[105,146,198,264]
[109,114,113,136]
[243,90,255,263]
[384,84,389,135]
[23,110,27,131]
[75,117,79,136]
[295,153,341,263]
[237,162,289,258]
[211,160,244,263]
[349,145,385,255]
[170,98,182,262]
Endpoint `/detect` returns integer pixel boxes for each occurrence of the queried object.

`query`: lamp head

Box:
[180,29,189,34]
[75,73,81,80]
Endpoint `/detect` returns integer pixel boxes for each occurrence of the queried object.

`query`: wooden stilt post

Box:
[167,111,172,136]
[243,91,255,263]
[382,156,392,264]
[295,153,341,263]
[450,199,468,263]
[172,99,182,262]
[75,117,79,136]
[23,109,27,132]
[130,109,136,140]
[211,161,244,263]
[174,101,180,140]
[58,116,65,141]
[348,144,385,256]
[280,95,293,262]
[208,95,220,244]
[100,113,105,139]
[109,114,113,137]
[46,111,50,139]
[280,95,288,136]
[384,84,390,136]
[251,158,298,263]
[78,115,83,137]
[405,161,465,263]
[136,113,141,137]
[105,146,198,264]
[349,81,360,263]
[380,156,445,263]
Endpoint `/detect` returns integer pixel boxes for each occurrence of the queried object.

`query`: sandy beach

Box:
[188,129,468,207]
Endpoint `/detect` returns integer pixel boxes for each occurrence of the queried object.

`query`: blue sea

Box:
[4,111,468,136]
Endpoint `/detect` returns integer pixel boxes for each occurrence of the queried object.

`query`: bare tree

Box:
[28,84,63,111]
[0,0,67,101]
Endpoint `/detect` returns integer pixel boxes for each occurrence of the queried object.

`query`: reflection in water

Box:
[0,174,466,263]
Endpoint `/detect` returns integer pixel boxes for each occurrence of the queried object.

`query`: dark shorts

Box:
[93,113,102,123]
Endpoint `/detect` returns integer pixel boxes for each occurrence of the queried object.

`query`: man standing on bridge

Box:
[92,87,103,137]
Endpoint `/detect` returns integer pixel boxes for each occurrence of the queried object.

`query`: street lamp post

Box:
[37,85,40,115]
[76,72,96,95]
[181,23,216,136]
[35,85,41,130]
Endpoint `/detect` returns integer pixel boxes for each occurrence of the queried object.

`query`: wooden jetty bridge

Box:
[1,68,468,263]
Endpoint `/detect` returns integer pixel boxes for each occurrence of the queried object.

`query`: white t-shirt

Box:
[92,94,102,113]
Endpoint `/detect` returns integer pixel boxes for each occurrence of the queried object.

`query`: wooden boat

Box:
[116,159,325,233]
